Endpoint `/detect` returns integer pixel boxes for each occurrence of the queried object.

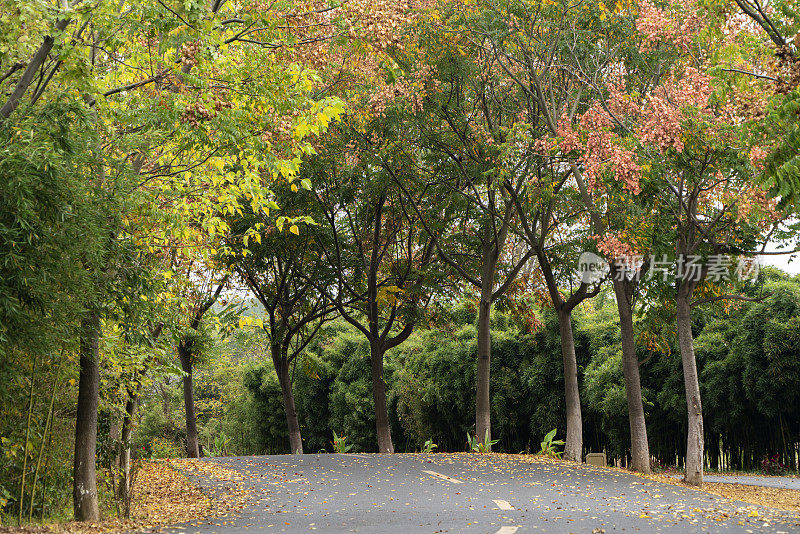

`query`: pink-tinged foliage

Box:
[593,234,639,264]
[608,79,639,118]
[552,62,713,194]
[749,145,769,170]
[639,95,685,153]
[636,0,699,52]
[556,113,580,154]
[532,136,554,153]
[607,146,642,195]
[674,67,714,109]
[556,99,643,195]
[639,67,713,154]
[537,0,782,277]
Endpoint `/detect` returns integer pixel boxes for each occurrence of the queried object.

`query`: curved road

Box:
[158,453,800,534]
[701,474,800,491]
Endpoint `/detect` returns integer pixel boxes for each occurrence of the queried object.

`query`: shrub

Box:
[760,454,789,476]
[148,437,183,459]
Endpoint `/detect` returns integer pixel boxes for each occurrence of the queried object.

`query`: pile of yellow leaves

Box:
[3,460,241,533]
[641,471,800,515]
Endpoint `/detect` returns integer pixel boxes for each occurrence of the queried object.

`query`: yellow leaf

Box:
[289,225,300,235]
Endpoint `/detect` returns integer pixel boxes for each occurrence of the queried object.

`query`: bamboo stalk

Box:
[29,358,62,521]
[19,359,37,524]
[41,413,56,519]
[779,412,789,470]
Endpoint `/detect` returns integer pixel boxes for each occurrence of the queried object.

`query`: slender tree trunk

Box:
[73,312,100,521]
[0,12,76,124]
[275,356,303,454]
[536,248,590,462]
[779,413,789,469]
[612,278,651,473]
[557,309,582,462]
[676,286,703,485]
[178,341,200,458]
[571,165,648,469]
[117,321,161,498]
[370,342,394,453]
[117,382,141,504]
[475,292,493,449]
[160,381,172,420]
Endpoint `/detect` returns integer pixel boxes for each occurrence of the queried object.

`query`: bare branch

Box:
[721,67,778,82]
[691,293,768,308]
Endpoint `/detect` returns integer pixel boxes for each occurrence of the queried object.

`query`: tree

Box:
[514,189,605,461]
[302,119,436,453]
[177,272,228,458]
[476,0,657,471]
[535,0,788,483]
[1,0,345,518]
[388,8,540,447]
[226,183,334,454]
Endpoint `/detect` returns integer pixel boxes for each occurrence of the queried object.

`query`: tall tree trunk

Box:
[557,309,582,462]
[117,382,141,506]
[275,355,303,454]
[571,165,648,469]
[73,312,100,521]
[117,321,161,496]
[178,341,199,458]
[612,277,651,473]
[160,381,172,420]
[475,293,493,449]
[676,285,703,485]
[370,342,394,453]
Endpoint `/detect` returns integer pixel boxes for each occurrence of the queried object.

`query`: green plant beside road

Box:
[539,429,565,458]
[467,431,499,453]
[332,431,353,453]
[210,433,231,457]
[422,440,438,453]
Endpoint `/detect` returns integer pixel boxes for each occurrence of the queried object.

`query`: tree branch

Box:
[0,13,75,124]
[691,293,768,308]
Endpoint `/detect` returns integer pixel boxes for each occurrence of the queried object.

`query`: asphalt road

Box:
[159,453,800,534]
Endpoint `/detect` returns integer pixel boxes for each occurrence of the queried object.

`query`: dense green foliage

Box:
[123,271,800,473]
